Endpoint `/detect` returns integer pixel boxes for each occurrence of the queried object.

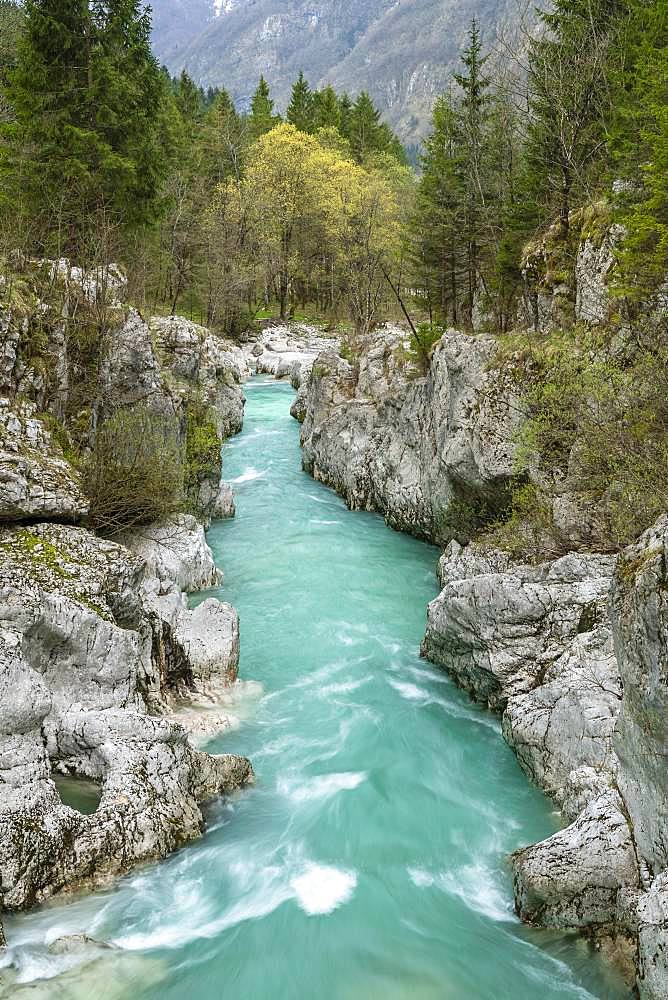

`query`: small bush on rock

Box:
[184,398,222,513]
[84,406,185,535]
[497,325,668,553]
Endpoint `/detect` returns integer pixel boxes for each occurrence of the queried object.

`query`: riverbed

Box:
[1,378,629,998]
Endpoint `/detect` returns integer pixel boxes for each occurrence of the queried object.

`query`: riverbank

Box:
[0,266,253,950]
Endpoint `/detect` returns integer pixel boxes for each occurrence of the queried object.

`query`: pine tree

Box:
[453,17,492,320]
[338,92,353,138]
[412,93,467,325]
[175,70,204,122]
[608,0,667,298]
[348,91,386,162]
[287,71,314,132]
[313,85,340,130]
[6,0,93,244]
[249,75,278,139]
[6,0,167,254]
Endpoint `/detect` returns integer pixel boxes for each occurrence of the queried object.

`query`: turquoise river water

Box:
[2,378,630,999]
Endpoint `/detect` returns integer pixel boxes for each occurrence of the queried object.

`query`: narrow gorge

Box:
[1,0,665,995]
[1,366,630,999]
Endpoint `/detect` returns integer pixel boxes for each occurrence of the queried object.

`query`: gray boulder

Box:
[422,541,616,711]
[299,328,520,545]
[0,521,250,914]
[214,482,235,519]
[0,399,88,523]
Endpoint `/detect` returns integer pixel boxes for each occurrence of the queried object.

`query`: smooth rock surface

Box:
[299,328,519,545]
[0,521,250,913]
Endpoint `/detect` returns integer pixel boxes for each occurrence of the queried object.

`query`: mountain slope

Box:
[149,0,530,143]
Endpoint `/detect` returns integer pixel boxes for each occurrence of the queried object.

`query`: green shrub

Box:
[184,399,221,512]
[84,406,184,535]
[409,323,444,374]
[438,481,516,545]
[482,482,554,561]
[497,325,668,552]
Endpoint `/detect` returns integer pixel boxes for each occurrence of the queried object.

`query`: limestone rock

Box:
[636,874,668,1000]
[0,521,251,915]
[420,520,668,995]
[0,399,88,523]
[575,227,623,325]
[299,328,520,545]
[422,542,615,709]
[150,315,245,438]
[612,517,668,877]
[512,788,639,927]
[214,482,235,519]
[117,514,221,594]
[244,324,338,383]
[502,626,621,809]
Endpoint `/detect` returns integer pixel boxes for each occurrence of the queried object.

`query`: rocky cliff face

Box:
[299,326,518,546]
[0,263,251,947]
[0,520,250,913]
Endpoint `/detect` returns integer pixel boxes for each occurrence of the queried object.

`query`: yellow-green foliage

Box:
[209,123,409,333]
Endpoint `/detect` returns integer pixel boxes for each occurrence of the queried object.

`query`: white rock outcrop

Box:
[0,266,250,947]
[244,324,339,385]
[0,399,88,523]
[421,522,668,998]
[0,521,250,917]
[299,328,518,544]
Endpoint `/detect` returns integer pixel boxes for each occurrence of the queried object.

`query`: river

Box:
[1,377,629,998]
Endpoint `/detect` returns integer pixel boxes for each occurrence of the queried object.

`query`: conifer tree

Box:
[338,93,353,138]
[454,17,492,319]
[175,70,204,122]
[249,75,278,139]
[6,0,167,255]
[287,71,314,132]
[0,1,22,91]
[313,85,340,130]
[349,91,386,161]
[608,0,667,298]
[413,93,466,325]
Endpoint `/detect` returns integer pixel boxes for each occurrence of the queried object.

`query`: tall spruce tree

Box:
[6,0,166,255]
[413,93,466,325]
[200,88,246,184]
[175,70,204,122]
[349,91,386,161]
[338,92,353,138]
[313,85,340,130]
[608,0,667,298]
[454,18,492,319]
[287,71,314,132]
[249,75,278,139]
